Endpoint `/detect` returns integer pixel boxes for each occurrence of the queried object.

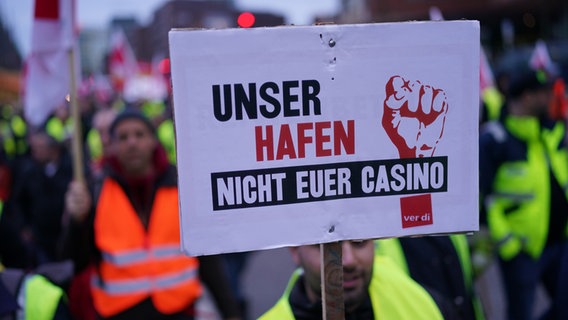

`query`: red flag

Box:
[108,29,139,93]
[24,0,79,127]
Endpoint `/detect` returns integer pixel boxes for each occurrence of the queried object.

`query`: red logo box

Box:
[400,194,433,228]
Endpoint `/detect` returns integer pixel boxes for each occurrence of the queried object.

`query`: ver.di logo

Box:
[381,75,448,228]
[400,194,434,229]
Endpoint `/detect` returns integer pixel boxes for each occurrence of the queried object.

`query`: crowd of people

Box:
[1,40,568,320]
[0,92,245,319]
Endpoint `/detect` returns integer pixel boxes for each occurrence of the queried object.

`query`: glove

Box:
[498,235,522,261]
[382,75,448,158]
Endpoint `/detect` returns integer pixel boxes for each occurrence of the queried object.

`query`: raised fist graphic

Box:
[382,75,448,158]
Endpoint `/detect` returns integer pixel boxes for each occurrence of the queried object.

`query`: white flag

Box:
[23,0,79,127]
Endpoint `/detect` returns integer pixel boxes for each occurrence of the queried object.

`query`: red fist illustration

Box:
[382,75,448,158]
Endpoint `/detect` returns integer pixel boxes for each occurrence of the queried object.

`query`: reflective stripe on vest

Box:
[92,267,198,295]
[92,178,201,317]
[492,191,534,201]
[101,244,182,266]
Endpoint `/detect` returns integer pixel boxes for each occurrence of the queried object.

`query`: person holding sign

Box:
[259,240,455,319]
[64,109,242,320]
[480,68,568,320]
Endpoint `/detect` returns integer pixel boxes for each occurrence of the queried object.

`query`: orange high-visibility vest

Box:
[91,178,201,317]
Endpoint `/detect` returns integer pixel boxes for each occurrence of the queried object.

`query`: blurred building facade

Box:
[335,1,568,51]
[3,0,568,89]
[331,0,568,76]
[79,28,109,75]
[75,0,284,75]
[137,0,284,62]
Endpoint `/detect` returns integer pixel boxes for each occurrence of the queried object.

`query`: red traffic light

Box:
[237,12,255,28]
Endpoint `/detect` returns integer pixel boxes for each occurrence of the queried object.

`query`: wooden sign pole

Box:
[321,242,345,320]
[68,47,85,183]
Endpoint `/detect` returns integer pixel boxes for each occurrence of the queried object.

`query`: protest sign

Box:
[169,21,480,256]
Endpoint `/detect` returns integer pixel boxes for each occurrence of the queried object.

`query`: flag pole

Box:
[68,46,85,183]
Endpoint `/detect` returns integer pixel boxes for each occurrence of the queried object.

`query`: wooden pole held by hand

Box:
[68,48,85,183]
[321,241,344,320]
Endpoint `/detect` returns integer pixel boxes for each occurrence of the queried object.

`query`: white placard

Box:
[169,21,480,256]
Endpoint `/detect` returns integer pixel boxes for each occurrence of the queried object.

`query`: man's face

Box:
[112,118,157,176]
[290,240,374,312]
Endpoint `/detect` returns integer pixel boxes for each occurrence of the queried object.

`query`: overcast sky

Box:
[0,0,341,56]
